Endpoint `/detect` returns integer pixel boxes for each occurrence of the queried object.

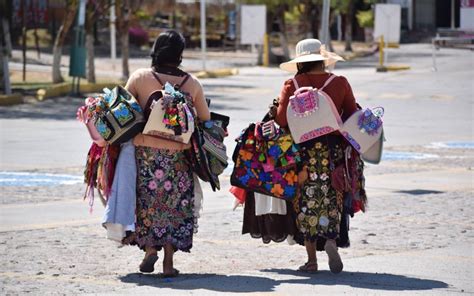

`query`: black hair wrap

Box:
[150,30,186,68]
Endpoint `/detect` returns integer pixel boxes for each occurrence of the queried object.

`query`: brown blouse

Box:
[275,73,358,128]
[125,68,211,150]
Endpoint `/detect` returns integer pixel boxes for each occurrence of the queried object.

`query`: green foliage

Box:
[135,9,152,21]
[331,0,351,14]
[356,9,373,28]
[284,5,301,24]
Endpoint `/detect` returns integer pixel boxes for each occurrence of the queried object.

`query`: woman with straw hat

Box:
[275,38,362,274]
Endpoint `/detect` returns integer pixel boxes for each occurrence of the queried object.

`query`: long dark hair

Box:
[150,30,186,70]
[296,61,325,75]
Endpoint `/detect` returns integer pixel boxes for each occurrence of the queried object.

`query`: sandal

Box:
[325,240,343,274]
[139,254,158,273]
[162,268,180,278]
[298,262,318,273]
[121,232,136,245]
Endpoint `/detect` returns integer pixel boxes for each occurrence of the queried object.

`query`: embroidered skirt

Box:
[135,146,195,252]
[295,135,345,241]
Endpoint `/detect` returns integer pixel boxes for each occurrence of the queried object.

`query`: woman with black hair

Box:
[125,30,210,277]
[275,39,364,274]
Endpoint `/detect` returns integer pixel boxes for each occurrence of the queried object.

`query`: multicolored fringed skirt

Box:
[294,135,345,241]
[135,146,195,252]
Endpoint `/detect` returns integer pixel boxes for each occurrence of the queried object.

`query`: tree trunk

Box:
[311,3,320,39]
[344,0,354,52]
[86,32,95,83]
[116,0,130,81]
[52,0,78,83]
[85,2,96,83]
[0,38,4,93]
[121,33,129,80]
[276,5,289,61]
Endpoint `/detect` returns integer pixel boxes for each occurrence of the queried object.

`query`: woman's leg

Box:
[325,239,343,273]
[139,246,158,273]
[299,239,318,272]
[145,246,157,257]
[305,240,317,264]
[163,242,176,275]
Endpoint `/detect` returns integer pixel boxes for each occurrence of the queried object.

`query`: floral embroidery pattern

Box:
[294,139,344,240]
[95,117,113,140]
[232,129,300,200]
[358,108,383,136]
[135,147,195,252]
[161,82,194,135]
[290,90,319,117]
[111,103,134,127]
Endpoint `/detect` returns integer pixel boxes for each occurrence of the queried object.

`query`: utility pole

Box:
[200,0,207,71]
[110,0,116,71]
[321,0,330,45]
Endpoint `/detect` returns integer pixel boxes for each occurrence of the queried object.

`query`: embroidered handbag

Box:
[286,75,343,144]
[88,86,146,145]
[340,107,384,164]
[202,123,228,175]
[186,124,220,191]
[142,73,195,144]
[230,121,300,200]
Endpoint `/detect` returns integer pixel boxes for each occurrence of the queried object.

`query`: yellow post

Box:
[379,35,384,67]
[377,35,387,72]
[263,33,269,67]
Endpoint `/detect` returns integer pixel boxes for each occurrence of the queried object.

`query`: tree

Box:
[115,0,142,81]
[85,0,108,83]
[332,0,355,52]
[52,0,78,83]
[0,0,9,94]
[343,0,354,51]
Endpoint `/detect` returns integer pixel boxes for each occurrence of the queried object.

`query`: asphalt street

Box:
[0,44,473,295]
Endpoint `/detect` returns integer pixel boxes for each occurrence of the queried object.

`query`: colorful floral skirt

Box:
[135,146,194,252]
[294,135,345,241]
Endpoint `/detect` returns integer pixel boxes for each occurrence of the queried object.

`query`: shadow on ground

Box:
[119,269,448,293]
[0,96,83,120]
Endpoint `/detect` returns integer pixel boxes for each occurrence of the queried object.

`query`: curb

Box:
[193,68,239,79]
[36,82,120,101]
[342,48,378,61]
[0,93,23,106]
[30,67,240,101]
[376,64,411,72]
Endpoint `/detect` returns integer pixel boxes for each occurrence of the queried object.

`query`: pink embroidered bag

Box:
[286,74,343,144]
[340,107,384,164]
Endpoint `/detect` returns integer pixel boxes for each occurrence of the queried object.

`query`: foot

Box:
[139,253,158,273]
[162,268,180,278]
[325,240,343,274]
[298,261,318,273]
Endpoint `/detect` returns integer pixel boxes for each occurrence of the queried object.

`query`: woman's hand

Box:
[76,105,87,123]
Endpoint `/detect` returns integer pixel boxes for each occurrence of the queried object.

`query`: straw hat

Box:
[279,39,344,72]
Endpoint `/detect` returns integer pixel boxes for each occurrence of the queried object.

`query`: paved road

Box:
[0,44,473,295]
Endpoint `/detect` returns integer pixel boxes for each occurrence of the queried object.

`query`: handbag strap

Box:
[319,74,337,92]
[293,74,336,92]
[145,72,191,116]
[151,71,190,89]
[291,77,300,90]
